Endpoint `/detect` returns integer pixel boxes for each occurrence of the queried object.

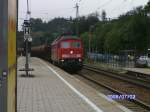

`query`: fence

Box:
[87,52,135,69]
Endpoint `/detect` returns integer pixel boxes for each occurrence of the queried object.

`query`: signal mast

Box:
[20,0,34,76]
[74,0,82,36]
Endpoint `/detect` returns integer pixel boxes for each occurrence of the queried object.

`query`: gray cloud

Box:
[18,0,149,29]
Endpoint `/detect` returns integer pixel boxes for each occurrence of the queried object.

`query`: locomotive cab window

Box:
[72,42,81,48]
[61,42,70,48]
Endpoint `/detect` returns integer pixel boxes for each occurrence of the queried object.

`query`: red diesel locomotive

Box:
[51,35,83,71]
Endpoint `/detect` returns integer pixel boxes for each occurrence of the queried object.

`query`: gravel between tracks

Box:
[73,74,149,112]
[79,69,150,106]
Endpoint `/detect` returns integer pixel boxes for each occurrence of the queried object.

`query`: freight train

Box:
[30,34,84,71]
[31,44,51,61]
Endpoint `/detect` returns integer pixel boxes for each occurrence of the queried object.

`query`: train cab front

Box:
[59,40,83,70]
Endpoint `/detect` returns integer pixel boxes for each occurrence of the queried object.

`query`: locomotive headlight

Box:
[61,59,64,62]
[70,50,73,54]
[79,59,82,62]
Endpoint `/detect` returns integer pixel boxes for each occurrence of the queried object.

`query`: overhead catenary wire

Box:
[19,0,144,24]
[19,7,74,15]
[19,6,75,21]
[97,0,113,10]
[110,0,130,14]
[94,0,132,20]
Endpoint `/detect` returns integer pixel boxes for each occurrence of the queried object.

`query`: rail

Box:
[83,64,150,89]
[78,64,150,110]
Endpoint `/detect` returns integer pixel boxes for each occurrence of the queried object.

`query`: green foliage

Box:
[83,3,150,54]
[17,14,99,47]
[17,2,150,55]
[80,32,89,52]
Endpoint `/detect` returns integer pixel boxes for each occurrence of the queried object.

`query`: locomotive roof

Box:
[60,36,80,40]
[51,35,80,45]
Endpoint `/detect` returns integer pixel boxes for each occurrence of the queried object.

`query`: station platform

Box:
[17,57,133,112]
[125,68,150,76]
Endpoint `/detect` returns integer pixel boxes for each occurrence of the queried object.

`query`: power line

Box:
[111,0,128,13]
[97,0,113,10]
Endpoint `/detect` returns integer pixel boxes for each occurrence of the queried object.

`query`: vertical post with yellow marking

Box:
[8,0,17,112]
[0,0,17,112]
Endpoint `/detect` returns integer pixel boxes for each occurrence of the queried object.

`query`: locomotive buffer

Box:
[19,20,34,76]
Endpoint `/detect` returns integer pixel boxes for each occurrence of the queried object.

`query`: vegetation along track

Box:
[76,64,150,111]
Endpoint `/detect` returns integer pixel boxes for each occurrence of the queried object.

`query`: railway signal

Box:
[19,0,34,76]
[23,19,31,55]
[19,20,34,76]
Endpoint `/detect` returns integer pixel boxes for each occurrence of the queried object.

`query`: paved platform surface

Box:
[17,57,133,112]
[125,68,150,75]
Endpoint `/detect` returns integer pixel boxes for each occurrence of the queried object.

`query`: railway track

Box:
[83,64,150,89]
[76,64,150,112]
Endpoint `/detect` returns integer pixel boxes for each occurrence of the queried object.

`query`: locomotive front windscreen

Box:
[72,42,81,48]
[61,41,81,48]
[61,42,70,48]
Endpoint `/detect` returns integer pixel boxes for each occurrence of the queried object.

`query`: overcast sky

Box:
[18,0,149,28]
